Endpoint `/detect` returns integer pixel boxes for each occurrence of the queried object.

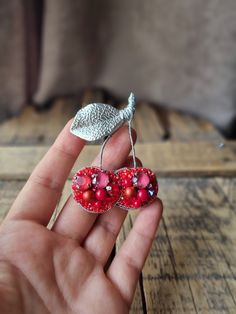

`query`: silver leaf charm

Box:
[70,93,136,141]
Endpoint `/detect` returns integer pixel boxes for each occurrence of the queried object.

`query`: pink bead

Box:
[95,188,107,201]
[96,172,110,188]
[137,189,149,202]
[76,175,91,191]
[137,173,150,189]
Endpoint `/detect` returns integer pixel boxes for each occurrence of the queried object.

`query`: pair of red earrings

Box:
[70,93,158,214]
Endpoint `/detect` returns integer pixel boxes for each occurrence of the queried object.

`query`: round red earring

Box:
[116,167,158,210]
[71,167,120,214]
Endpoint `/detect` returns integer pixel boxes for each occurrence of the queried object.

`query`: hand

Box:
[0,121,163,314]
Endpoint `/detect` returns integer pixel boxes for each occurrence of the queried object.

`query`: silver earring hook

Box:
[95,93,136,170]
[99,116,136,170]
[128,118,136,168]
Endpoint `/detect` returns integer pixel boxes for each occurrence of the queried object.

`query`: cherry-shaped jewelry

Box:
[70,92,158,212]
[116,117,158,210]
[70,93,136,213]
[116,167,158,210]
[71,167,120,213]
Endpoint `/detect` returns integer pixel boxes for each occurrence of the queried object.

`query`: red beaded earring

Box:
[71,166,120,214]
[116,119,158,210]
[70,93,158,213]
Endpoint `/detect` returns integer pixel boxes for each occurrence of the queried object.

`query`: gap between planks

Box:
[0,141,236,180]
[0,95,223,146]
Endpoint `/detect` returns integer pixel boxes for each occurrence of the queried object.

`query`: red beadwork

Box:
[137,172,150,189]
[96,172,110,188]
[107,184,120,196]
[124,186,136,199]
[95,188,107,201]
[75,175,91,191]
[83,190,94,201]
[116,167,158,210]
[72,167,120,213]
[133,199,141,208]
[123,178,132,187]
[137,189,149,202]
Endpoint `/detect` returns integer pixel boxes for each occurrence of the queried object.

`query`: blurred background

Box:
[0,2,236,313]
[0,0,236,137]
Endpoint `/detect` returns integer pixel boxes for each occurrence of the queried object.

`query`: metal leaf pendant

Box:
[70,93,136,141]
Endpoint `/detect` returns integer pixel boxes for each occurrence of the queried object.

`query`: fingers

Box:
[83,157,142,265]
[52,127,136,242]
[6,120,85,225]
[107,198,163,305]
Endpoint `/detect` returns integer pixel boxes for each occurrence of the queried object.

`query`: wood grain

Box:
[0,90,105,146]
[119,178,236,314]
[0,141,235,180]
[132,103,165,142]
[0,180,25,222]
[165,110,222,142]
[0,92,223,146]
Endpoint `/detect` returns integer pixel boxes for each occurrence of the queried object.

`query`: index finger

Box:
[6,119,85,225]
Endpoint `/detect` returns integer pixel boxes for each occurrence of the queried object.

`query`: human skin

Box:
[0,121,163,314]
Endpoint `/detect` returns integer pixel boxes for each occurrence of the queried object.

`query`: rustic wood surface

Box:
[1,141,236,180]
[0,90,235,313]
[0,91,223,146]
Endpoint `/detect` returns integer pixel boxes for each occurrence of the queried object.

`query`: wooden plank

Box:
[118,178,236,313]
[80,89,105,107]
[0,90,105,146]
[0,141,235,180]
[168,111,223,141]
[154,107,223,142]
[119,102,221,143]
[0,91,223,146]
[0,100,76,145]
[132,103,165,142]
[0,180,25,222]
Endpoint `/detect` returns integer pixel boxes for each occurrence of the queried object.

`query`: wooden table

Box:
[0,90,236,313]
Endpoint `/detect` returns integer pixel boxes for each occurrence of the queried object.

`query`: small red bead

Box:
[109,184,120,196]
[95,188,107,201]
[72,167,120,213]
[123,178,132,187]
[82,190,94,201]
[94,201,102,209]
[133,199,141,208]
[137,189,149,202]
[124,186,136,199]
